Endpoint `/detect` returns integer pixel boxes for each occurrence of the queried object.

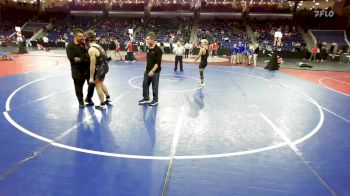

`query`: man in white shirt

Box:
[274,29,282,46]
[16,32,28,54]
[42,36,49,51]
[173,41,185,71]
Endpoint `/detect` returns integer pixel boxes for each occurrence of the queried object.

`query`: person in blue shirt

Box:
[231,44,238,64]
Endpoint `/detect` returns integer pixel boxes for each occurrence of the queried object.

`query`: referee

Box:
[173,41,184,71]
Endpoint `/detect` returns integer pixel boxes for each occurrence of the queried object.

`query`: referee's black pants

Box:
[174,56,183,71]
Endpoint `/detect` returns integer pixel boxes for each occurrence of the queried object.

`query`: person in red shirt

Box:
[114,39,122,61]
[127,41,133,52]
[310,44,319,61]
[126,40,136,62]
[212,42,219,58]
[209,43,214,56]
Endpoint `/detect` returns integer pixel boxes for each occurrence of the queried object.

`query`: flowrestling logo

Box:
[314,10,334,17]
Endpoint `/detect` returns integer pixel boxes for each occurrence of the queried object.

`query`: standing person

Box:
[86,30,111,110]
[169,35,174,52]
[274,28,282,46]
[237,42,245,64]
[190,41,196,58]
[42,35,49,51]
[184,42,190,58]
[317,44,322,61]
[243,43,249,64]
[194,39,209,87]
[247,43,254,65]
[140,41,145,52]
[209,43,214,57]
[310,44,318,61]
[173,41,185,71]
[320,45,328,62]
[138,42,142,53]
[114,39,122,61]
[66,28,95,108]
[63,33,68,48]
[160,42,165,53]
[138,32,163,106]
[253,43,260,67]
[126,40,136,62]
[212,41,219,58]
[16,32,27,54]
[25,37,32,48]
[231,44,238,64]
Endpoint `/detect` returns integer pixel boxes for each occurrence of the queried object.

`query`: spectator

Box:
[310,44,319,61]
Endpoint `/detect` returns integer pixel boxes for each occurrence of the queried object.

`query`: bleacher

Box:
[92,18,142,48]
[198,19,250,49]
[138,17,191,44]
[48,18,93,42]
[311,30,349,45]
[112,3,144,11]
[151,3,193,11]
[250,20,304,52]
[0,21,16,39]
[249,4,291,13]
[69,2,106,10]
[201,3,242,12]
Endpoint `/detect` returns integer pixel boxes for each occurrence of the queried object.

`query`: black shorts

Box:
[94,65,109,81]
[94,73,106,81]
[199,62,207,69]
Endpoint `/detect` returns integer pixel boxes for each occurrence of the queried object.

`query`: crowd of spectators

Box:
[197,19,250,49]
[69,2,106,10]
[250,20,305,52]
[151,3,194,11]
[136,17,192,45]
[111,3,144,11]
[201,3,242,12]
[249,4,291,13]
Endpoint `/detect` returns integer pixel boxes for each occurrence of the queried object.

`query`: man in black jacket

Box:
[66,28,95,108]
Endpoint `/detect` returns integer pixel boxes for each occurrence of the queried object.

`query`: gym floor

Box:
[0,48,349,196]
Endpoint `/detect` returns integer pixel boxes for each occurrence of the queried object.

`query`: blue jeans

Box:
[143,72,160,101]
